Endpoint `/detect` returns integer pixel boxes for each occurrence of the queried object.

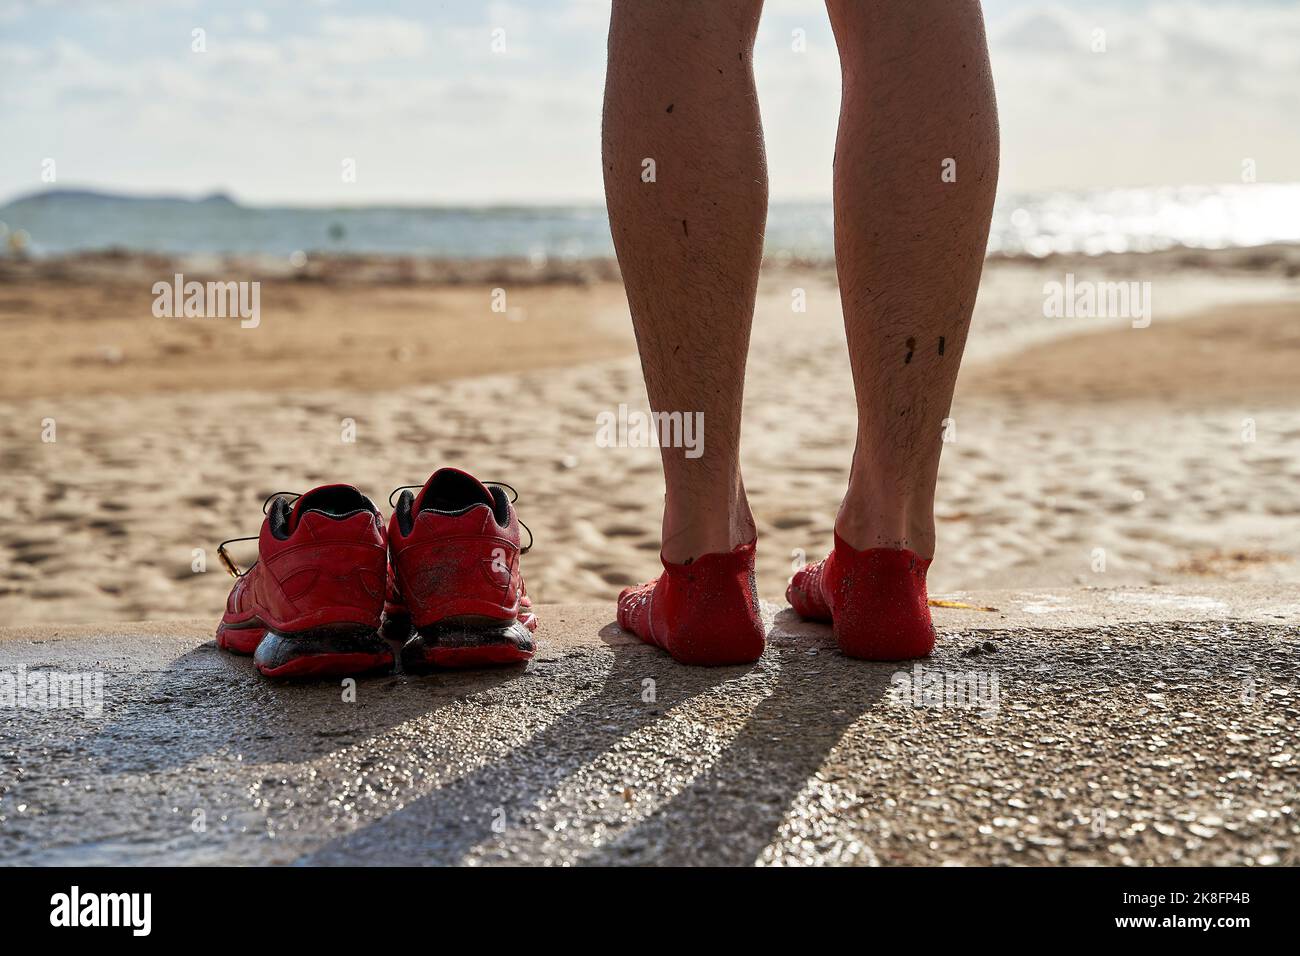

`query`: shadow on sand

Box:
[83,637,519,773]
[297,610,895,865]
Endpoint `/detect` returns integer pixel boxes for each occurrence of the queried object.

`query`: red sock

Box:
[787,532,935,660]
[617,540,765,666]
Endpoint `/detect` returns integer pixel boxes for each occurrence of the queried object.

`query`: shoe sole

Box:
[401,615,535,671]
[216,622,265,655]
[217,621,393,679]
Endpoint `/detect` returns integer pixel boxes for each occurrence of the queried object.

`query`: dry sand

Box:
[1,248,1299,627]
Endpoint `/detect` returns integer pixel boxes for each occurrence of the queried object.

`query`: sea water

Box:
[2,182,1298,261]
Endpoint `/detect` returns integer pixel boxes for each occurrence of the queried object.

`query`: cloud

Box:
[0,0,1297,203]
[309,15,428,62]
[990,6,1093,54]
[982,2,1300,189]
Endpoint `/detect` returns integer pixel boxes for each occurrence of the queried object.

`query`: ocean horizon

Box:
[3,183,1299,261]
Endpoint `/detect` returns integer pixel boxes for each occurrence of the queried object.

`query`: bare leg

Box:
[827,0,999,557]
[788,0,998,660]
[604,0,767,666]
[602,0,766,565]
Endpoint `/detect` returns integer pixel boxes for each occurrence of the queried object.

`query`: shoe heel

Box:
[401,615,536,671]
[253,623,394,679]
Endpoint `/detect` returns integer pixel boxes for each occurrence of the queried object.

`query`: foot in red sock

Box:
[617,540,764,666]
[786,532,935,660]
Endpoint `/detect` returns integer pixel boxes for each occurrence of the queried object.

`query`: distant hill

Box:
[0,188,239,211]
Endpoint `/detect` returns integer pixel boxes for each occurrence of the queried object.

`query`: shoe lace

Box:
[387,480,533,554]
[215,491,301,578]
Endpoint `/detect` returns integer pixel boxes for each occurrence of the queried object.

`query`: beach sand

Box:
[1,248,1298,626]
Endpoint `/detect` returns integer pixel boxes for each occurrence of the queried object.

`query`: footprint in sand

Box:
[770,514,813,530]
[601,524,643,538]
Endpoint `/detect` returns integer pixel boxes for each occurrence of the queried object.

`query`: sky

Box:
[1,0,1298,205]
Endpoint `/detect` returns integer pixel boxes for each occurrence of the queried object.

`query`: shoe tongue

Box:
[287,484,375,532]
[414,468,494,515]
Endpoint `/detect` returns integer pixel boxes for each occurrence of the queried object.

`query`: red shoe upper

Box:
[386,468,534,630]
[221,485,387,634]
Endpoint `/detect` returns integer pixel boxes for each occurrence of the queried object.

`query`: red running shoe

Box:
[385,468,537,670]
[215,485,393,678]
